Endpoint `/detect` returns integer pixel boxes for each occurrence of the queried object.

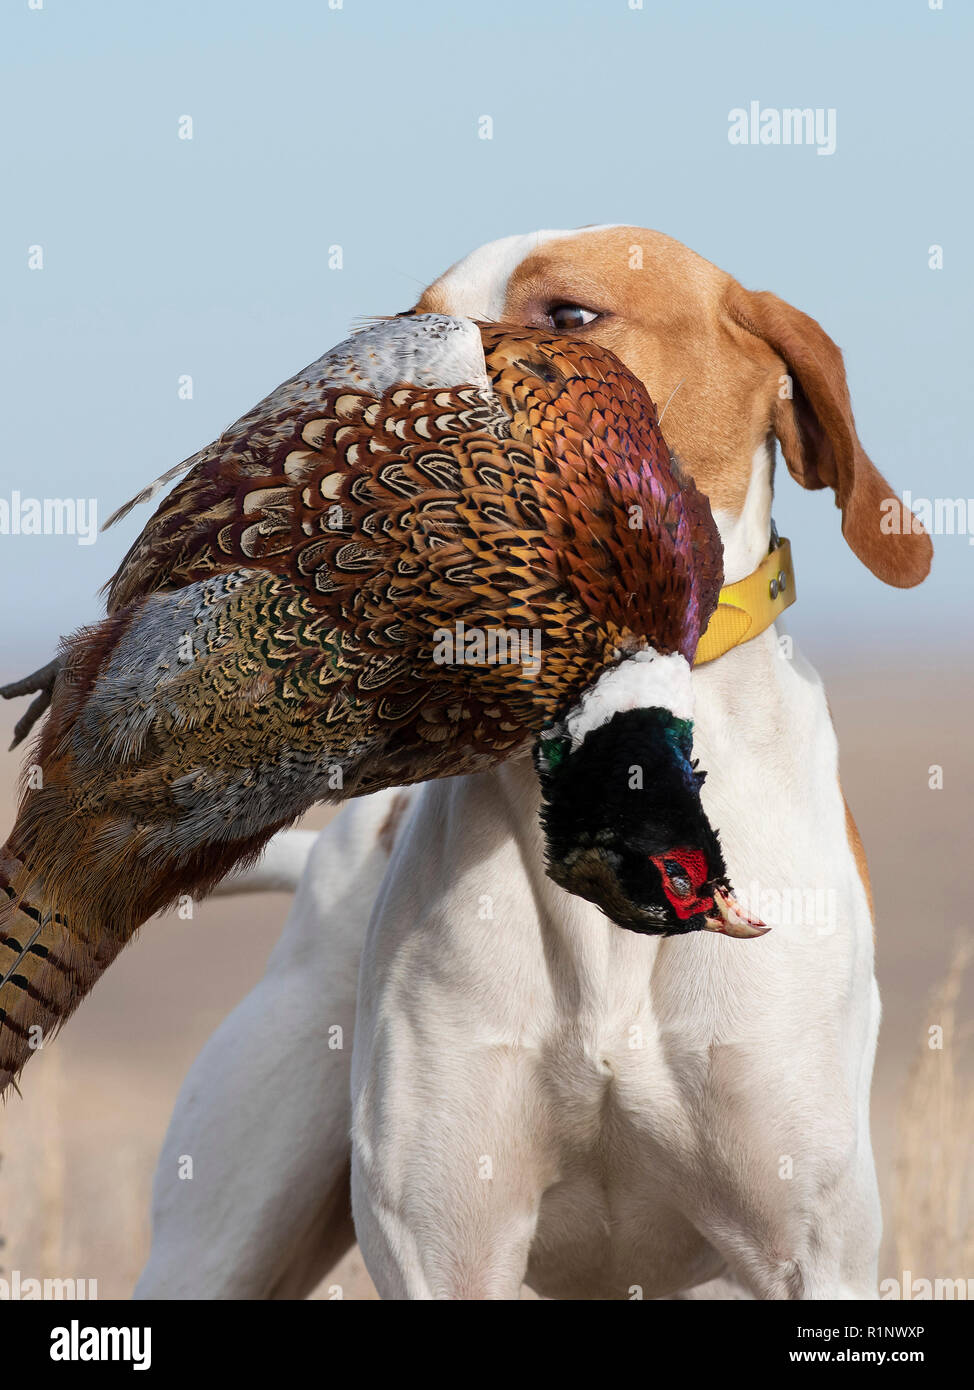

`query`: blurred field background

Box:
[0,652,970,1300]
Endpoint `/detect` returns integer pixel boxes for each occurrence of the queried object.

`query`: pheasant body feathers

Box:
[0,316,724,1091]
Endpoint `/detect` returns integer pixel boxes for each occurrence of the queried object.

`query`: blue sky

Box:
[1,0,971,668]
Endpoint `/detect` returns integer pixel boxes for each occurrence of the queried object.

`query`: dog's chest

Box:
[524,999,729,1299]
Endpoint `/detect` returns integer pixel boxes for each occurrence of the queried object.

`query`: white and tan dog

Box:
[135,227,930,1301]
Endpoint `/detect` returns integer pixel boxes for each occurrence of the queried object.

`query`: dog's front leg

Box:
[350,1077,544,1301]
[349,776,552,1300]
[644,937,884,1303]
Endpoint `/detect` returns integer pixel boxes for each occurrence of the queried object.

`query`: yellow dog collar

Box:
[694,538,795,666]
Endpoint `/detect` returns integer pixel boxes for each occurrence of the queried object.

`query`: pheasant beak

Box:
[703,886,770,939]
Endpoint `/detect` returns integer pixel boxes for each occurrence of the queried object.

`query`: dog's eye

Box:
[547,304,599,332]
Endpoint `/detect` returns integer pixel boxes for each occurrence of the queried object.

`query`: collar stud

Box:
[693,538,796,666]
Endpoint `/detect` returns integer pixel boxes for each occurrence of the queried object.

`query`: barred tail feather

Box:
[0,852,124,1094]
[0,801,291,1096]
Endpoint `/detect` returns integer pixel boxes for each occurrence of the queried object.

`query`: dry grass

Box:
[892,934,974,1284]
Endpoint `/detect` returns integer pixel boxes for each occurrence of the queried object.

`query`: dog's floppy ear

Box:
[725,285,932,588]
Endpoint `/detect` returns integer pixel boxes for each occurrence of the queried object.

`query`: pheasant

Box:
[0,314,765,1094]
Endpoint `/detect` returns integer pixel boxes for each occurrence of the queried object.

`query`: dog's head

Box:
[410,225,931,589]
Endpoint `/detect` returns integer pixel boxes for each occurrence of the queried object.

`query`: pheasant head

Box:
[535,691,764,938]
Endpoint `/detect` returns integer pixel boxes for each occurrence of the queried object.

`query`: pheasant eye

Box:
[662,860,693,897]
[548,304,599,332]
